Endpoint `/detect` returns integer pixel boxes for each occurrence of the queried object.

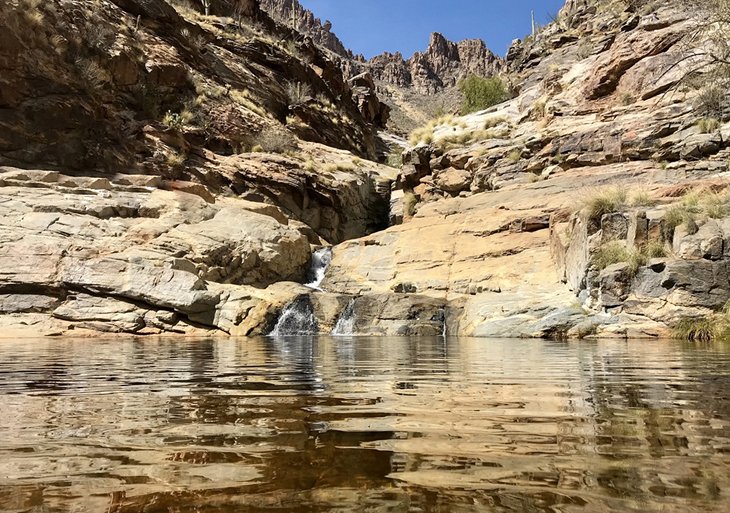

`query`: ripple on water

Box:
[0,337,728,512]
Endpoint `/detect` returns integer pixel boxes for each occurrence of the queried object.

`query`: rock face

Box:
[259,0,352,58]
[319,0,730,339]
[366,33,503,95]
[259,0,505,133]
[0,0,397,338]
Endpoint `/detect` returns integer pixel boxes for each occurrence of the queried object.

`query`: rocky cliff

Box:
[0,0,395,337]
[3,0,728,341]
[320,0,730,339]
[260,0,504,133]
[259,0,352,58]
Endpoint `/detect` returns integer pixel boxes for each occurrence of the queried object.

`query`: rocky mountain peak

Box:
[365,32,503,95]
[259,0,352,58]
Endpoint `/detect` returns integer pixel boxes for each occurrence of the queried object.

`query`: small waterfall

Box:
[332,299,357,336]
[305,248,332,290]
[269,296,318,336]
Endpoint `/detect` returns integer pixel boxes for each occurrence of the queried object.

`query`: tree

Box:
[200,0,212,16]
[458,75,510,114]
[678,0,730,119]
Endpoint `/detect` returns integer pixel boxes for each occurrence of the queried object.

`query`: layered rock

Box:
[259,0,352,58]
[363,33,504,95]
[0,145,395,337]
[0,0,402,338]
[319,0,730,339]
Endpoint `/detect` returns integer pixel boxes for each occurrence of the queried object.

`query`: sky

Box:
[298,0,567,58]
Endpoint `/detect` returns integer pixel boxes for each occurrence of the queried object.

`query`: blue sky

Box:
[298,0,567,58]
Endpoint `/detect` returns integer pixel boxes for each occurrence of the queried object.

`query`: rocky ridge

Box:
[259,0,505,132]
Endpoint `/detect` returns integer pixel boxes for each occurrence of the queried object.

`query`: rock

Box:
[434,168,471,193]
[53,294,148,333]
[601,213,630,243]
[0,294,60,314]
[599,263,632,308]
[673,219,723,260]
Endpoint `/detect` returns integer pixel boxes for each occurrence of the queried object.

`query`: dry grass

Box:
[697,117,721,133]
[166,151,186,169]
[629,191,658,207]
[324,162,355,173]
[582,187,627,224]
[162,110,194,130]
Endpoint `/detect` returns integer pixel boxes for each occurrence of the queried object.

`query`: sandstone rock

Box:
[435,168,471,193]
[0,294,60,314]
[673,220,723,260]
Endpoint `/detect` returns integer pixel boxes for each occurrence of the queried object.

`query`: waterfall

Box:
[305,248,332,290]
[332,299,357,336]
[269,296,318,336]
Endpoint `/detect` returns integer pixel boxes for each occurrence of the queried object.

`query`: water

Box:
[332,298,356,335]
[268,296,318,336]
[304,248,332,290]
[0,337,729,513]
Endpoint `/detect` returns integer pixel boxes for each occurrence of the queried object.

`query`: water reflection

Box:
[0,337,728,512]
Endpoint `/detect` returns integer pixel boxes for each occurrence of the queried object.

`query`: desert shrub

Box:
[531,99,547,120]
[285,81,312,106]
[674,298,730,341]
[324,162,355,173]
[255,127,297,153]
[697,117,721,133]
[641,240,668,259]
[592,241,631,271]
[403,191,417,218]
[694,84,729,120]
[458,75,510,114]
[662,204,694,240]
[386,148,403,168]
[166,150,186,168]
[703,192,730,218]
[507,149,522,162]
[162,110,194,131]
[592,241,662,276]
[484,116,508,129]
[582,187,627,224]
[673,317,722,342]
[619,92,636,106]
[629,191,658,207]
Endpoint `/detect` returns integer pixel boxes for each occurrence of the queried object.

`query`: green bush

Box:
[458,75,510,114]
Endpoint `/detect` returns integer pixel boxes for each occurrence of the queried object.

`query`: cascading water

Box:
[332,299,356,336]
[269,296,318,336]
[305,248,332,290]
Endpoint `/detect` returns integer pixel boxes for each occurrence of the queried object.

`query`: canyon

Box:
[1,0,729,340]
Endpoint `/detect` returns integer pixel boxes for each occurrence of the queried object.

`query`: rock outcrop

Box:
[364,33,504,96]
[4,0,730,340]
[319,0,730,339]
[0,0,397,338]
[259,0,352,58]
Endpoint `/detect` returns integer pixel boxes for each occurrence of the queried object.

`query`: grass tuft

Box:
[582,187,627,224]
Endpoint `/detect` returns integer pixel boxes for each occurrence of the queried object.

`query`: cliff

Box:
[321,0,730,339]
[260,0,505,133]
[2,0,728,340]
[0,0,395,337]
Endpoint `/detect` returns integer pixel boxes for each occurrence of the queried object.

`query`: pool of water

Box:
[0,337,728,512]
